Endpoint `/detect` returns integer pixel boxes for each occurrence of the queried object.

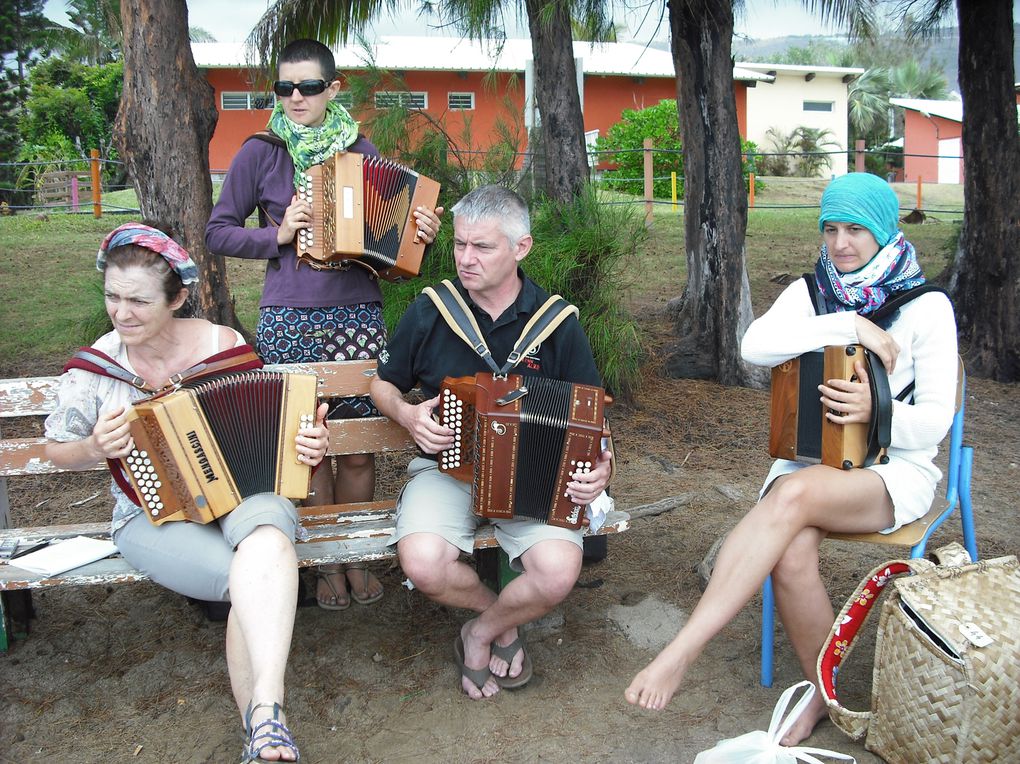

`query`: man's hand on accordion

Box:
[566,448,613,506]
[404,395,455,454]
[294,402,330,467]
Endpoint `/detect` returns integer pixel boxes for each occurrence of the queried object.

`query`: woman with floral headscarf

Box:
[45,223,329,762]
[625,173,958,746]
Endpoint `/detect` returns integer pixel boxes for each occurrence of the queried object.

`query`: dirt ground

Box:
[2,308,1018,764]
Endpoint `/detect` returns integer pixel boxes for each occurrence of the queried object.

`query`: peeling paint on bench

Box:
[0,362,630,621]
[0,511,631,591]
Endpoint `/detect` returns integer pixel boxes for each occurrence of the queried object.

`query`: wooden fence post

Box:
[916,175,923,210]
[643,137,653,228]
[749,171,756,208]
[90,149,102,218]
[855,140,865,172]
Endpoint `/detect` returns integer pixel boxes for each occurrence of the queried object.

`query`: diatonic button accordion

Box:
[295,151,441,281]
[437,373,611,529]
[769,344,888,469]
[118,370,319,525]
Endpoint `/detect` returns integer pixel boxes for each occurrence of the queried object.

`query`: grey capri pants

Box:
[113,493,299,602]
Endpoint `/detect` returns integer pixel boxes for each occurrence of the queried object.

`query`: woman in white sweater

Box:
[625,173,957,745]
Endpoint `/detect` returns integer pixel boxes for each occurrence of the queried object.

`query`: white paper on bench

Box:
[8,536,118,576]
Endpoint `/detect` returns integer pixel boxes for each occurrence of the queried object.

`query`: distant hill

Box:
[730,25,1020,91]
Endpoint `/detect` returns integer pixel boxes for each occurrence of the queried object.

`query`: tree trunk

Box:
[665,0,763,387]
[524,0,590,202]
[115,0,240,327]
[947,0,1020,381]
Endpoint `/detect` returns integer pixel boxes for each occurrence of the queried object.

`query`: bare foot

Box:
[459,621,500,700]
[624,649,690,710]
[490,628,525,680]
[779,688,828,746]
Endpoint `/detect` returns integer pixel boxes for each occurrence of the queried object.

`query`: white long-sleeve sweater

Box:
[741,278,958,524]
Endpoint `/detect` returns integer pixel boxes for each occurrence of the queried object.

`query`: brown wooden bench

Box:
[0,359,630,650]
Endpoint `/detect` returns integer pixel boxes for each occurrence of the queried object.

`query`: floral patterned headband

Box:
[96,223,199,285]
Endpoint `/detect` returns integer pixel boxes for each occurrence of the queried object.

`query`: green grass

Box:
[0,183,963,379]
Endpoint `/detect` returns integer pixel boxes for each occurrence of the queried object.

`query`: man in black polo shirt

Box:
[370,185,613,700]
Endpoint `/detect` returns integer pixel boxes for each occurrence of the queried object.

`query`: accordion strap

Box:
[66,343,263,509]
[422,279,579,376]
[802,273,943,460]
[65,344,263,396]
[66,348,156,392]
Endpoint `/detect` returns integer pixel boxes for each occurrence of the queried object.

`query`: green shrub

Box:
[597,99,761,198]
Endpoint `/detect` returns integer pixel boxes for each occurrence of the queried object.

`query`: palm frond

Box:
[246,0,403,73]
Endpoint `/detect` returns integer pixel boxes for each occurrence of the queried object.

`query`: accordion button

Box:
[151,509,159,516]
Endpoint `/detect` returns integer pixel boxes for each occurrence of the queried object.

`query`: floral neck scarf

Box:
[814,231,926,318]
[268,99,359,189]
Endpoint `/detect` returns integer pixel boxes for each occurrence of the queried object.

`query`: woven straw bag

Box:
[815,543,1020,763]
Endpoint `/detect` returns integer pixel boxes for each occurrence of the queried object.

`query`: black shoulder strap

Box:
[244,129,286,148]
[803,272,828,316]
[422,280,580,376]
[862,348,892,463]
[869,284,949,323]
[422,280,501,375]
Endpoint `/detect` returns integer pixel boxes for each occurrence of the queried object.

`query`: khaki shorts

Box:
[390,457,584,572]
[114,493,298,602]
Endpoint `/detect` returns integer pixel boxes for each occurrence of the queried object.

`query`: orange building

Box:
[193,38,766,174]
[892,91,1020,185]
[890,98,965,184]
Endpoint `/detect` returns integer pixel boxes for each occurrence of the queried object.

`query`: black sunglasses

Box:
[273,79,330,98]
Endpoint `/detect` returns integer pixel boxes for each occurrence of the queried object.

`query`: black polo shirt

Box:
[377,272,602,398]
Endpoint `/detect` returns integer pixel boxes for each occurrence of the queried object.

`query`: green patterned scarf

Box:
[268,99,359,189]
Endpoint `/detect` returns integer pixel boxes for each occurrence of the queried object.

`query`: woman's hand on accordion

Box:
[413,206,444,245]
[566,449,613,506]
[91,406,135,460]
[278,194,313,246]
[294,402,330,467]
[819,359,873,425]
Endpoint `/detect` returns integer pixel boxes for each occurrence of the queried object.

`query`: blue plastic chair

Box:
[759,357,977,687]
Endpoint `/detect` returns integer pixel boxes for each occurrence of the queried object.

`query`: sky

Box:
[41,1,853,44]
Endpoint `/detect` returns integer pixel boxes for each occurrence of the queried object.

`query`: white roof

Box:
[736,62,864,79]
[191,38,771,82]
[890,98,963,123]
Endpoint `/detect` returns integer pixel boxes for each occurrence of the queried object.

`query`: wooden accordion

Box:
[437,373,610,529]
[117,371,318,525]
[295,151,440,281]
[769,344,890,470]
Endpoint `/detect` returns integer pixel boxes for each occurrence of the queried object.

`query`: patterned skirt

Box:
[256,303,386,418]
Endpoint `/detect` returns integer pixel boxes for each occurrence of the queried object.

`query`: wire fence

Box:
[0,143,965,222]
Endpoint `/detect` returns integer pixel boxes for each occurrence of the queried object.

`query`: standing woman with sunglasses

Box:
[207,39,442,616]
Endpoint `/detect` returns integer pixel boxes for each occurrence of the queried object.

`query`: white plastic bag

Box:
[693,682,856,764]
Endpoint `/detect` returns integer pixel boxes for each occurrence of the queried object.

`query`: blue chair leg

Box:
[761,574,775,687]
[960,446,978,561]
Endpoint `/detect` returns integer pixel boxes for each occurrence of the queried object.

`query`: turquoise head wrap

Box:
[818,172,900,248]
